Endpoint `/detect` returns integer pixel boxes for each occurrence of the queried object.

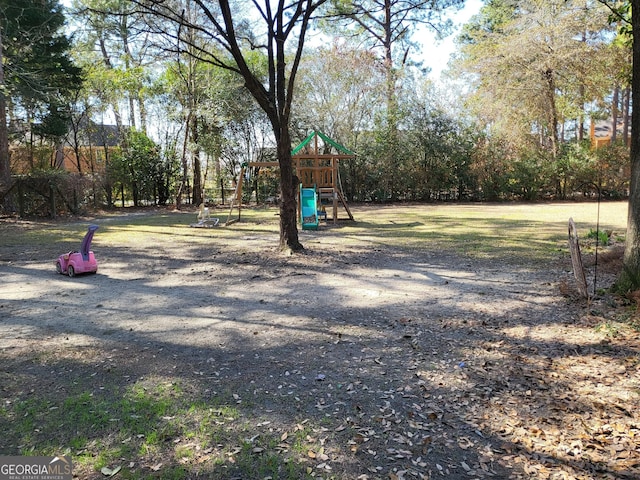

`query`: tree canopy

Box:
[129,0,331,251]
[0,0,82,206]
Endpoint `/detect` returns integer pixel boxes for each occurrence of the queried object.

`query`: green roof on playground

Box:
[292,131,355,156]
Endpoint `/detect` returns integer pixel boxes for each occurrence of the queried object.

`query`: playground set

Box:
[225,131,355,228]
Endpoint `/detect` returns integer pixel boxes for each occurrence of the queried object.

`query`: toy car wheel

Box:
[68,265,75,278]
[56,262,62,274]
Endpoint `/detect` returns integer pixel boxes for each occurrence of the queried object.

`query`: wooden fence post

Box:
[17,179,25,217]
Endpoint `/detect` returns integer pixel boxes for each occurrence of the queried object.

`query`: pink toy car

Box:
[56,224,99,277]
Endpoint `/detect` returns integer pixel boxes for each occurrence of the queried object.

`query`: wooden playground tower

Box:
[227,131,354,225]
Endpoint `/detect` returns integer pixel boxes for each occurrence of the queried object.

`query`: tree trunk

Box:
[192,149,202,206]
[543,69,559,160]
[131,165,139,206]
[139,96,147,135]
[98,36,124,133]
[121,14,137,130]
[175,111,191,209]
[382,0,399,201]
[623,85,631,146]
[622,0,640,289]
[191,116,202,206]
[277,125,303,252]
[612,85,619,144]
[0,28,12,212]
[103,144,114,208]
[578,33,586,143]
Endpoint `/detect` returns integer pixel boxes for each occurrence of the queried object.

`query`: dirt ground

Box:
[1,206,639,479]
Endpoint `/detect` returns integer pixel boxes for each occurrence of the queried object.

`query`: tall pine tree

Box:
[0,0,82,210]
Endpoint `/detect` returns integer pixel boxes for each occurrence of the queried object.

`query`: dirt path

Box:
[1,208,639,479]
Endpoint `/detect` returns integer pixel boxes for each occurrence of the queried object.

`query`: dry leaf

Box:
[100,466,121,477]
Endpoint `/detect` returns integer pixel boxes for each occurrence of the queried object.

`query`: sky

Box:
[421,0,484,79]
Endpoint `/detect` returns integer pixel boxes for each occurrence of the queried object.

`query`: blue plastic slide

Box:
[300,186,319,230]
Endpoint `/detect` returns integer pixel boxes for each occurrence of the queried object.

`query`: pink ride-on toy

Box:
[56,225,99,277]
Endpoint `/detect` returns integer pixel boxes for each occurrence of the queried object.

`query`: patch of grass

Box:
[289,425,314,455]
[595,320,622,338]
[585,228,610,246]
[610,308,640,333]
[329,202,626,265]
[1,202,627,267]
[73,446,99,470]
[3,374,322,479]
[63,391,112,429]
[593,307,640,338]
[227,433,315,480]
[10,397,55,447]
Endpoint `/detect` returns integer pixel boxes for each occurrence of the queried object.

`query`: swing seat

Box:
[197,204,211,221]
[317,205,327,221]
